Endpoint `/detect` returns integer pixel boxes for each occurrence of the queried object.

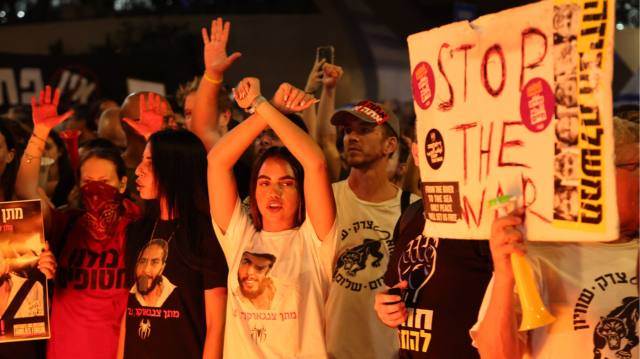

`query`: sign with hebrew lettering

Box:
[0,200,50,342]
[409,0,617,241]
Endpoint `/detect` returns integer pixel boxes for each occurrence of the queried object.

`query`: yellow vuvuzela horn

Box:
[489,195,555,331]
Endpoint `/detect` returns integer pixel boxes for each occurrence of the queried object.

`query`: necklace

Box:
[149,217,180,244]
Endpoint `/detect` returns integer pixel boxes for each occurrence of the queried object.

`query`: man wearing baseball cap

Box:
[326,100,420,359]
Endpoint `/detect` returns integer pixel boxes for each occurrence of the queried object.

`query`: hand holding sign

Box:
[489,196,555,330]
[37,241,56,280]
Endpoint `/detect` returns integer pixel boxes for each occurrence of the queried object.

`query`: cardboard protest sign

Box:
[0,200,50,342]
[409,0,617,241]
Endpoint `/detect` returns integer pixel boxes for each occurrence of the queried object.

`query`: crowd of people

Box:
[0,17,638,359]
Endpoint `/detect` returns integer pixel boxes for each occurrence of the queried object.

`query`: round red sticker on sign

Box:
[520,77,555,133]
[412,61,435,110]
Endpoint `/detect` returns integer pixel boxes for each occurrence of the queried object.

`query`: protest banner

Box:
[409,0,617,241]
[0,200,50,342]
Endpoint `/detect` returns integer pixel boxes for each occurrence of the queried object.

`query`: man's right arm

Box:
[316,64,343,182]
[475,207,528,359]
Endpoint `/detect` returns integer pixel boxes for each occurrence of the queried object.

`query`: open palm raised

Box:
[31,86,74,129]
[202,18,242,79]
[123,93,165,141]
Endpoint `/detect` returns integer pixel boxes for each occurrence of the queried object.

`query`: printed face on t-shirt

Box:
[255,157,300,230]
[136,243,166,294]
[237,253,274,300]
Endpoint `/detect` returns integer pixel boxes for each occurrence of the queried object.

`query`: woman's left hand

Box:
[38,242,57,280]
[232,78,262,109]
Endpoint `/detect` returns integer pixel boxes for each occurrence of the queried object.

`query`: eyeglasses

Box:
[616,162,639,171]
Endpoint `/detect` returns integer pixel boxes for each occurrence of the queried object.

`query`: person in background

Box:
[63,137,121,212]
[373,123,493,358]
[0,117,57,359]
[3,117,31,145]
[6,105,33,129]
[386,135,411,189]
[118,122,228,359]
[119,91,175,213]
[472,116,639,359]
[89,98,120,130]
[177,76,199,128]
[14,86,142,359]
[326,100,420,359]
[64,104,97,144]
[98,107,127,151]
[302,58,346,183]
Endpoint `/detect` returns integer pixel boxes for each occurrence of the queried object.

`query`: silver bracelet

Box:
[248,96,267,114]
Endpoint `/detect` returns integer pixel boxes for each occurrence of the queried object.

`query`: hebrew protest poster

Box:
[0,200,50,342]
[409,0,617,241]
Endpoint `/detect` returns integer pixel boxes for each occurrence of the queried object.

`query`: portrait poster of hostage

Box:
[0,200,50,342]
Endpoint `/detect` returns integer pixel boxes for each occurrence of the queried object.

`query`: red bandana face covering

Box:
[81,181,123,241]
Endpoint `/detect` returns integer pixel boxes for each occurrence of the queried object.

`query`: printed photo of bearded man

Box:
[236,252,278,310]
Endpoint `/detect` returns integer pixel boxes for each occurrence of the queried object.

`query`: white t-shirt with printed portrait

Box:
[470,239,639,359]
[326,180,420,359]
[212,197,338,359]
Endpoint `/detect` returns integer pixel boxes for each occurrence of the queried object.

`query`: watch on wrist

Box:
[248,95,267,114]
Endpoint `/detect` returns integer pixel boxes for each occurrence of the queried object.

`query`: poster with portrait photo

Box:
[409,0,618,241]
[0,200,50,342]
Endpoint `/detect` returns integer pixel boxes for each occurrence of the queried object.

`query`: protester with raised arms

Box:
[117,95,228,359]
[15,86,141,359]
[208,74,337,358]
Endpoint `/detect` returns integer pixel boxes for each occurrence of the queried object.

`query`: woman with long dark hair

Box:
[117,95,228,359]
[15,86,141,359]
[208,76,338,358]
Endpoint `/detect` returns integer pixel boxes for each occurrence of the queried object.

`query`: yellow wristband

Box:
[203,72,223,84]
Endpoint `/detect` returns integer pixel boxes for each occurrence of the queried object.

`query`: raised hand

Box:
[322,64,344,89]
[270,83,319,114]
[305,59,326,94]
[202,18,242,80]
[123,93,165,141]
[232,77,262,109]
[31,86,74,129]
[38,241,57,280]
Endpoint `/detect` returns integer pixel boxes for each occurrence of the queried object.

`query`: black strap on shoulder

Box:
[399,199,423,235]
[400,190,411,215]
[2,278,37,320]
